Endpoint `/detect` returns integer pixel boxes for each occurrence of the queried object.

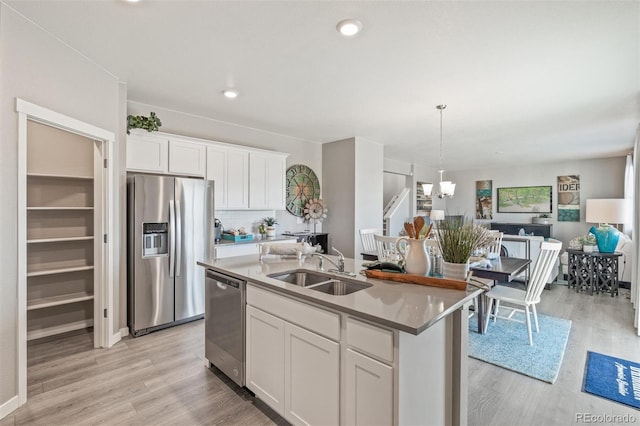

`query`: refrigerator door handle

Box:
[175,200,182,277]
[169,199,176,278]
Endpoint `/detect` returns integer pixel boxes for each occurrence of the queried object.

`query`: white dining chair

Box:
[487,231,503,256]
[373,234,401,261]
[359,228,382,257]
[483,239,562,345]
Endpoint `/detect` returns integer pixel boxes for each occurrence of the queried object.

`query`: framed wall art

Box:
[475,180,493,219]
[497,185,552,213]
[557,175,580,222]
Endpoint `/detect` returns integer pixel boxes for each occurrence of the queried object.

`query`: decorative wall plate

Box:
[304,198,328,223]
[286,164,320,217]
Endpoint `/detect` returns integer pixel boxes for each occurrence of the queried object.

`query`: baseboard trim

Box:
[0,395,20,420]
[119,327,129,337]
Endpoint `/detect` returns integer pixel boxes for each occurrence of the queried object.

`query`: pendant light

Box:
[435,104,455,198]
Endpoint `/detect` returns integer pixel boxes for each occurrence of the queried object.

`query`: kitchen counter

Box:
[197,254,480,335]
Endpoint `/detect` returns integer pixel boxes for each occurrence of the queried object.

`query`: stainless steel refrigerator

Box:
[127,174,214,337]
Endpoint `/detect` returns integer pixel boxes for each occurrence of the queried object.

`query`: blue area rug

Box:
[468,311,571,383]
[583,351,640,409]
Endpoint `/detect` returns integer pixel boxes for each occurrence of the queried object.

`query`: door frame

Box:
[15,98,117,405]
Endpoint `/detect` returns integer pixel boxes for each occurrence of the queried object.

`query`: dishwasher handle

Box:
[206,270,244,289]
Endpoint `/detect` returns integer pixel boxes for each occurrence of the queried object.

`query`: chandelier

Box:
[428,104,455,198]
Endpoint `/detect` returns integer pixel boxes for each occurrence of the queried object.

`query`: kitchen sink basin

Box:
[307,280,372,296]
[268,270,331,287]
[268,269,372,296]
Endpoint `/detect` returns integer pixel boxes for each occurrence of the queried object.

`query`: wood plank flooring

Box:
[2,283,639,425]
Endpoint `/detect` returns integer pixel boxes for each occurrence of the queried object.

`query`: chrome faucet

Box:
[310,247,355,276]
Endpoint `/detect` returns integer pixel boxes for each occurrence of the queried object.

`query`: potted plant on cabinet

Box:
[580,233,597,253]
[127,112,162,134]
[434,216,493,280]
[263,217,278,237]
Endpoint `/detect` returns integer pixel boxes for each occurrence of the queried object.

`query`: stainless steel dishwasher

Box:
[205,269,245,387]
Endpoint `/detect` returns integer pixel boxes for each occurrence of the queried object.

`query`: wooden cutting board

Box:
[363,270,468,291]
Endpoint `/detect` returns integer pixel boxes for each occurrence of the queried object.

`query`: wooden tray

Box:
[363,270,468,291]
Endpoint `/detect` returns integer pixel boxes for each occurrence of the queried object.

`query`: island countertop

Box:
[197,254,481,335]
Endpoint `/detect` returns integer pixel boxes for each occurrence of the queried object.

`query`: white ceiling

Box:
[6,0,639,170]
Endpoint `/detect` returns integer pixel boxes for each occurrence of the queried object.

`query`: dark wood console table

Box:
[566,249,621,296]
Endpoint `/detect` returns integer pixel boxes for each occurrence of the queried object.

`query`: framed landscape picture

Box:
[497,185,552,213]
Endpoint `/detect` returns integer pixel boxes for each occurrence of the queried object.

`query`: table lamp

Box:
[430,210,445,222]
[585,199,631,253]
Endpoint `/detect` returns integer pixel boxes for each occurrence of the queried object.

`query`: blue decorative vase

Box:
[589,225,620,253]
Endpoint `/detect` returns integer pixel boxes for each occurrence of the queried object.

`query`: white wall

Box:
[443,157,627,248]
[0,4,120,411]
[323,137,383,258]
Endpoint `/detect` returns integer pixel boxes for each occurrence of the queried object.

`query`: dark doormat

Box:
[583,351,640,409]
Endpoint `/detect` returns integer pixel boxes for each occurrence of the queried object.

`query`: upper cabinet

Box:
[249,151,287,210]
[127,129,288,210]
[206,145,249,209]
[168,137,206,177]
[126,132,169,174]
[126,131,205,177]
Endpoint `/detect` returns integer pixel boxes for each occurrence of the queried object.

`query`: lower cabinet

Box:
[285,322,339,426]
[345,348,394,426]
[246,304,339,426]
[246,305,285,413]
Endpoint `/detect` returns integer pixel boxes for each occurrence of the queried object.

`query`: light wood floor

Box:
[2,283,639,426]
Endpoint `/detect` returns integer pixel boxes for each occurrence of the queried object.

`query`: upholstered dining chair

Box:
[483,239,562,345]
[359,228,382,257]
[373,234,401,261]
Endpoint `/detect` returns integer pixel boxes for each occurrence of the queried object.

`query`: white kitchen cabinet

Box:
[246,305,285,414]
[249,151,287,210]
[127,132,206,177]
[284,322,339,426]
[246,284,340,424]
[225,148,249,208]
[168,138,206,177]
[207,145,249,209]
[126,132,169,173]
[345,348,394,426]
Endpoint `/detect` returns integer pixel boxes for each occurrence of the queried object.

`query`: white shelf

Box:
[27,236,94,244]
[27,206,94,211]
[27,172,93,180]
[27,319,94,341]
[27,292,94,311]
[27,265,94,277]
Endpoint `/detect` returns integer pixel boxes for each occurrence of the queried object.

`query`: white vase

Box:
[443,261,469,281]
[397,237,431,276]
[267,226,276,237]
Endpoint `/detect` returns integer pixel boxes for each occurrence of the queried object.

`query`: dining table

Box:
[469,256,531,334]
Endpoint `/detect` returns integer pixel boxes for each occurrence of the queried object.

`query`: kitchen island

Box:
[198,254,480,426]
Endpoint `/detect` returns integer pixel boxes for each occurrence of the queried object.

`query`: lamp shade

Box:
[585,199,631,224]
[430,210,445,221]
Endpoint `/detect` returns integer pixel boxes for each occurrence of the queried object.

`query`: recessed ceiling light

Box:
[336,19,362,37]
[222,89,239,99]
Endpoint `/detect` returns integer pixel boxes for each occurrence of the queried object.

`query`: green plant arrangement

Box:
[127,112,162,134]
[579,233,597,247]
[435,216,493,264]
[263,217,278,226]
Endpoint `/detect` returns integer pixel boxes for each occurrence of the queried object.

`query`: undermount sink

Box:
[268,269,372,295]
[268,270,331,287]
[307,280,372,296]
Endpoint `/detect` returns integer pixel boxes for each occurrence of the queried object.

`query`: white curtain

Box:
[633,125,640,332]
[625,154,634,235]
